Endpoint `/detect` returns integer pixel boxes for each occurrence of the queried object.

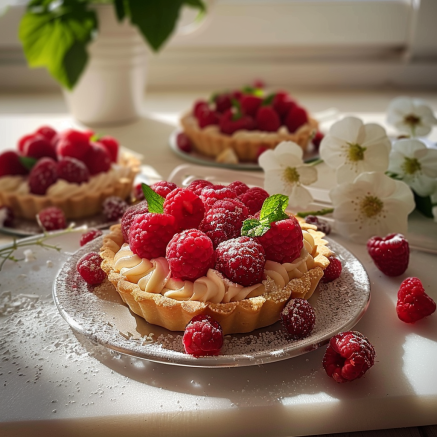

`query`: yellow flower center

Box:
[404,114,421,128]
[347,143,366,162]
[402,156,421,175]
[284,167,300,184]
[360,195,383,218]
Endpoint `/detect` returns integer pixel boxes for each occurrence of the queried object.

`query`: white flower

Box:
[320,116,391,184]
[330,172,415,243]
[387,97,437,137]
[388,139,437,197]
[23,249,36,263]
[258,141,317,209]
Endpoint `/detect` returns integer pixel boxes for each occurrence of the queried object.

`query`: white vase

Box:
[63,5,148,126]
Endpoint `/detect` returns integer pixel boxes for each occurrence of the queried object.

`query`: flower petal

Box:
[288,184,313,209]
[329,116,363,144]
[258,149,281,172]
[417,148,437,178]
[319,135,347,169]
[263,169,291,196]
[404,174,436,197]
[274,141,304,161]
[297,165,318,186]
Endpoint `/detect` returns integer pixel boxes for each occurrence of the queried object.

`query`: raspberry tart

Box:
[0,126,140,220]
[100,182,333,335]
[180,86,318,163]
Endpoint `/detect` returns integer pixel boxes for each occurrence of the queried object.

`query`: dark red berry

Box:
[322,257,342,283]
[23,135,57,160]
[151,181,178,198]
[76,252,106,285]
[256,106,281,132]
[281,298,315,339]
[176,132,192,153]
[80,228,103,247]
[285,105,309,133]
[102,196,128,221]
[304,215,331,235]
[36,206,66,231]
[28,157,58,195]
[96,136,119,163]
[57,157,90,184]
[0,150,28,177]
[82,144,112,175]
[0,206,14,227]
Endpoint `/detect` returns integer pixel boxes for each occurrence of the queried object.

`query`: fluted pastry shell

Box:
[100,223,333,335]
[180,112,318,163]
[0,153,140,220]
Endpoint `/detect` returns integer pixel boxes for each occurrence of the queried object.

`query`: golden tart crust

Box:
[180,112,318,163]
[100,222,333,335]
[0,153,140,220]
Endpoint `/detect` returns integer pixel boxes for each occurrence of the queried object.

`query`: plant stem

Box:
[296,208,334,218]
[305,158,324,166]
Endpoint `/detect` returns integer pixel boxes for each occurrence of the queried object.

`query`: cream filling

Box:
[113,230,317,304]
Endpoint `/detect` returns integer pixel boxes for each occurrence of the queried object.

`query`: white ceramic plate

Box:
[53,236,371,368]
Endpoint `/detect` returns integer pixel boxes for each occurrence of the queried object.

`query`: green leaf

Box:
[19,3,97,90]
[262,93,275,106]
[296,208,334,218]
[241,219,271,237]
[127,0,183,52]
[141,183,164,214]
[259,194,289,222]
[183,0,206,12]
[19,156,37,171]
[114,0,126,22]
[413,191,434,218]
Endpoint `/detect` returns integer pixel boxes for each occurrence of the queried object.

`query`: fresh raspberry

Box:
[76,252,106,285]
[197,106,220,128]
[82,144,112,175]
[240,95,263,117]
[23,135,57,160]
[0,206,14,227]
[280,298,316,339]
[367,233,409,277]
[258,216,303,263]
[199,198,249,248]
[215,236,266,287]
[193,100,209,119]
[176,132,192,153]
[36,206,66,231]
[120,201,149,243]
[57,129,91,160]
[231,90,243,100]
[28,157,58,195]
[256,106,281,132]
[186,179,214,196]
[285,105,309,133]
[273,91,296,119]
[227,180,249,196]
[57,157,90,184]
[322,257,342,283]
[312,131,324,150]
[238,187,269,215]
[252,79,266,89]
[163,188,205,230]
[396,277,436,323]
[166,229,215,280]
[96,136,119,163]
[323,331,376,383]
[129,213,177,259]
[304,215,331,235]
[82,129,95,140]
[183,314,224,357]
[0,150,28,177]
[200,186,237,212]
[80,228,103,247]
[102,196,128,221]
[35,126,58,144]
[151,181,178,198]
[133,183,145,201]
[219,109,256,135]
[214,93,233,113]
[18,133,35,154]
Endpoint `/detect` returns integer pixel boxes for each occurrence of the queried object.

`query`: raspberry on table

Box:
[257,216,303,263]
[227,180,250,196]
[166,229,215,281]
[215,236,266,287]
[322,331,376,383]
[0,150,28,177]
[321,257,342,283]
[304,215,331,235]
[82,144,112,175]
[238,187,269,215]
[0,206,14,227]
[36,207,66,231]
[163,188,205,231]
[396,277,436,323]
[200,186,237,212]
[367,233,409,277]
[182,314,224,357]
[28,158,58,195]
[129,213,177,259]
[80,228,103,247]
[102,196,129,221]
[57,157,90,184]
[199,198,249,248]
[76,252,106,285]
[151,181,178,198]
[280,298,316,340]
[186,179,213,196]
[120,201,149,243]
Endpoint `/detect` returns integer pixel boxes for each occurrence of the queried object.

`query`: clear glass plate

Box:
[53,236,371,368]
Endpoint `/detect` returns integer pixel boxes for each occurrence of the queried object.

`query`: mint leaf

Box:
[19,156,37,170]
[141,183,164,214]
[262,93,275,106]
[259,194,289,222]
[241,219,271,237]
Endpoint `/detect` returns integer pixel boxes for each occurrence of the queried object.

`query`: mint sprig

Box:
[141,183,165,214]
[19,156,37,171]
[241,194,289,237]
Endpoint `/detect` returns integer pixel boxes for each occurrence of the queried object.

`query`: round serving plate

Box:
[53,236,370,368]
